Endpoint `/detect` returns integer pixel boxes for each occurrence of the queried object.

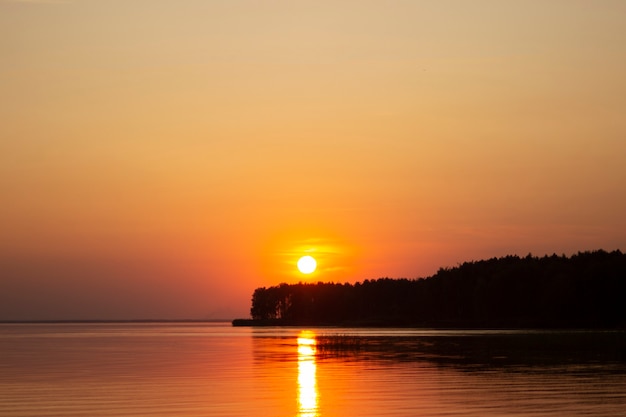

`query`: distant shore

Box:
[0,319,231,324]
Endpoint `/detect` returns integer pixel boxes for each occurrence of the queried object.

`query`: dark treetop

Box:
[237,250,626,328]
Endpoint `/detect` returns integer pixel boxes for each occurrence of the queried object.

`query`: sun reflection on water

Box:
[297,331,318,417]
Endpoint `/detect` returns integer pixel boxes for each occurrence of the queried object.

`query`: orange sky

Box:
[1,0,625,320]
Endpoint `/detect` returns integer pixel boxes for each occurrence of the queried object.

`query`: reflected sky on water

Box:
[2,323,626,416]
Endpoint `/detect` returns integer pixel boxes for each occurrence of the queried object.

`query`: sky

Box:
[1,0,625,320]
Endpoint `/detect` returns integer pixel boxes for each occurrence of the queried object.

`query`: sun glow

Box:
[297,331,318,417]
[297,256,317,274]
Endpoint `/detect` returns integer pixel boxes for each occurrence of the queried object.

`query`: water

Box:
[1,323,625,416]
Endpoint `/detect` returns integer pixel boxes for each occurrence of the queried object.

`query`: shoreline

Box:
[231,318,626,330]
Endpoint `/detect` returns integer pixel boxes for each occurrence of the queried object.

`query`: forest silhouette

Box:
[237,250,626,328]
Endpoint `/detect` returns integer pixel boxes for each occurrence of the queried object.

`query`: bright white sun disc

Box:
[297,256,317,274]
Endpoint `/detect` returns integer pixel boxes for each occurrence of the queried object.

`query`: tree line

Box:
[245,250,626,328]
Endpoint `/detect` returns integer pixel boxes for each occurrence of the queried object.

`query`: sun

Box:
[297,255,317,274]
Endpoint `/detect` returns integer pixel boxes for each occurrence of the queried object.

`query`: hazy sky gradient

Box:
[2,0,625,320]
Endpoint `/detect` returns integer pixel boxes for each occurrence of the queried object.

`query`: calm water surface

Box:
[1,323,625,416]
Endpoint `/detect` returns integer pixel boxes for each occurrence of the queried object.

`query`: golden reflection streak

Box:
[297,331,319,417]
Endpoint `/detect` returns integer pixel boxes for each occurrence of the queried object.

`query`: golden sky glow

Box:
[1,0,625,319]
